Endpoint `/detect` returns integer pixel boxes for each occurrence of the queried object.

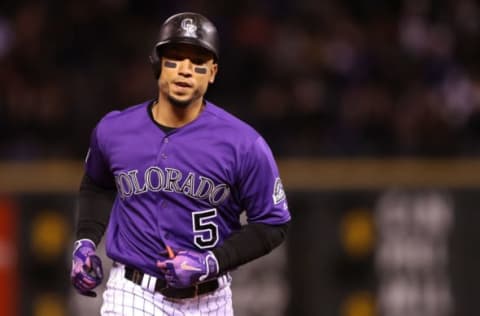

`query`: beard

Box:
[167,95,192,108]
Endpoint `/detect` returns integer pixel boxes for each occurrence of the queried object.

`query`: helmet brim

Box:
[155,38,218,61]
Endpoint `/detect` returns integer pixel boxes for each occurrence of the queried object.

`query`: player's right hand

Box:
[70,239,104,297]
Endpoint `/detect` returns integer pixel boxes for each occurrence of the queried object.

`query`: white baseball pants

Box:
[100,263,233,316]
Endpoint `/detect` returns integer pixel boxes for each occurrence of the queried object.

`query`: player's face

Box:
[158,43,217,107]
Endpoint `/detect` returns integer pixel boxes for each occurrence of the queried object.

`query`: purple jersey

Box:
[85,100,291,277]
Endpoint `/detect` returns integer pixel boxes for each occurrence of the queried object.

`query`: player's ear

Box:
[209,63,218,84]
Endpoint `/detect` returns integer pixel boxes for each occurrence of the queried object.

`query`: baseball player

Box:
[70,12,291,315]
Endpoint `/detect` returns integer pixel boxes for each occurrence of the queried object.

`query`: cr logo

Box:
[181,18,197,36]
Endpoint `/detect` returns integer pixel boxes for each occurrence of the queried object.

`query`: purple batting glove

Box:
[71,239,104,297]
[157,250,219,288]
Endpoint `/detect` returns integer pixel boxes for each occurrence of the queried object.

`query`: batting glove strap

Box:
[73,239,96,260]
[200,251,219,281]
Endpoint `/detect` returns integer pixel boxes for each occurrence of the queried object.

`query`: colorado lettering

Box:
[114,167,230,205]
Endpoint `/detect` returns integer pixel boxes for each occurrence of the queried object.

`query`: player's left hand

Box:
[157,250,219,288]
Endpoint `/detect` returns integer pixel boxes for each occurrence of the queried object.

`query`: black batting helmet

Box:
[149,12,219,78]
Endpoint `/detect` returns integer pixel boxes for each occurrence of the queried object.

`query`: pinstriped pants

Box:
[101,264,233,316]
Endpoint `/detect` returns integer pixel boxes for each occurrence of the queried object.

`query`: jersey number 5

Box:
[192,209,219,249]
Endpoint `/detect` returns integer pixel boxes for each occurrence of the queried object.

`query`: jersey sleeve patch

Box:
[272,177,286,204]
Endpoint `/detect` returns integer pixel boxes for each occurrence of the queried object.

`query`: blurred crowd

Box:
[2,0,480,159]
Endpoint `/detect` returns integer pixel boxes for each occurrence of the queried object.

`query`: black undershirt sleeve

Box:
[211,221,290,273]
[76,173,116,245]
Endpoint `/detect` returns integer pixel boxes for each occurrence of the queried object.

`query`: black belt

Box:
[124,266,219,299]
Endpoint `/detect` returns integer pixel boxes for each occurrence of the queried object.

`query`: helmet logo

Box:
[181,18,197,37]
